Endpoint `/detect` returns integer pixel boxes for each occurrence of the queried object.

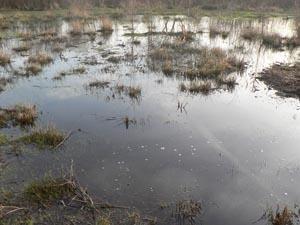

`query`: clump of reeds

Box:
[24,176,76,205]
[241,29,261,41]
[28,52,53,66]
[25,63,42,75]
[69,20,83,36]
[99,16,113,34]
[12,44,31,52]
[262,33,282,49]
[267,206,294,225]
[0,104,37,127]
[209,26,229,39]
[20,126,65,148]
[149,48,170,60]
[0,52,11,67]
[114,84,142,100]
[88,80,110,89]
[162,59,174,76]
[180,81,213,95]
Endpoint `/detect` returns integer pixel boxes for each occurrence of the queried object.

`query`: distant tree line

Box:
[0,0,298,10]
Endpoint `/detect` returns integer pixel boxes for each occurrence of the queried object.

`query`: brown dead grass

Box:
[28,53,53,66]
[100,17,113,33]
[0,104,37,127]
[259,62,300,98]
[0,52,10,66]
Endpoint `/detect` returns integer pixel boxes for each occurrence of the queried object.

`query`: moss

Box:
[0,133,8,145]
[20,126,65,148]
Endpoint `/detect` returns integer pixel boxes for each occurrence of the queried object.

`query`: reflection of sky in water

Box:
[0,15,300,225]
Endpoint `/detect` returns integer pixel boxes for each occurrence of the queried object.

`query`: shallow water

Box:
[1,15,300,225]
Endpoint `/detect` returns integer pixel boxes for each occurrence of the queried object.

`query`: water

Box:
[0,14,300,225]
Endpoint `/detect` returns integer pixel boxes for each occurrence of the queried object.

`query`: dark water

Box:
[0,15,300,225]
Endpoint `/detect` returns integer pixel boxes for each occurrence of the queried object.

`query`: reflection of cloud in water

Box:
[46,86,82,100]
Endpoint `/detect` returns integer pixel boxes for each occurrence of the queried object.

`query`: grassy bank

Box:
[0,6,298,21]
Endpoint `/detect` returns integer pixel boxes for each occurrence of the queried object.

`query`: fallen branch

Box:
[53,130,75,150]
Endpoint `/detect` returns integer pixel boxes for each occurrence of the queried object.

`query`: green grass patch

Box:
[19,126,65,148]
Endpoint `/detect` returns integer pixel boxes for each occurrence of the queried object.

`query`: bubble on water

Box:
[178,153,182,157]
[173,148,177,152]
[141,145,144,148]
[284,192,288,196]
[114,179,118,182]
[160,147,165,150]
[145,158,149,161]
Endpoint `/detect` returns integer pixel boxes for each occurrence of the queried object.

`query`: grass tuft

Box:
[88,81,110,89]
[241,29,261,41]
[267,206,293,225]
[70,20,83,36]
[24,176,76,205]
[262,33,282,49]
[0,104,37,128]
[100,16,113,34]
[0,133,8,145]
[28,53,53,66]
[115,84,142,100]
[0,52,11,67]
[180,81,213,95]
[20,126,65,148]
[12,44,31,52]
[25,63,42,75]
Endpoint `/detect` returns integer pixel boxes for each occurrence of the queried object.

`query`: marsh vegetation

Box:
[0,4,299,225]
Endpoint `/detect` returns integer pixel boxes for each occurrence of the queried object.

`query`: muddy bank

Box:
[258,62,300,98]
